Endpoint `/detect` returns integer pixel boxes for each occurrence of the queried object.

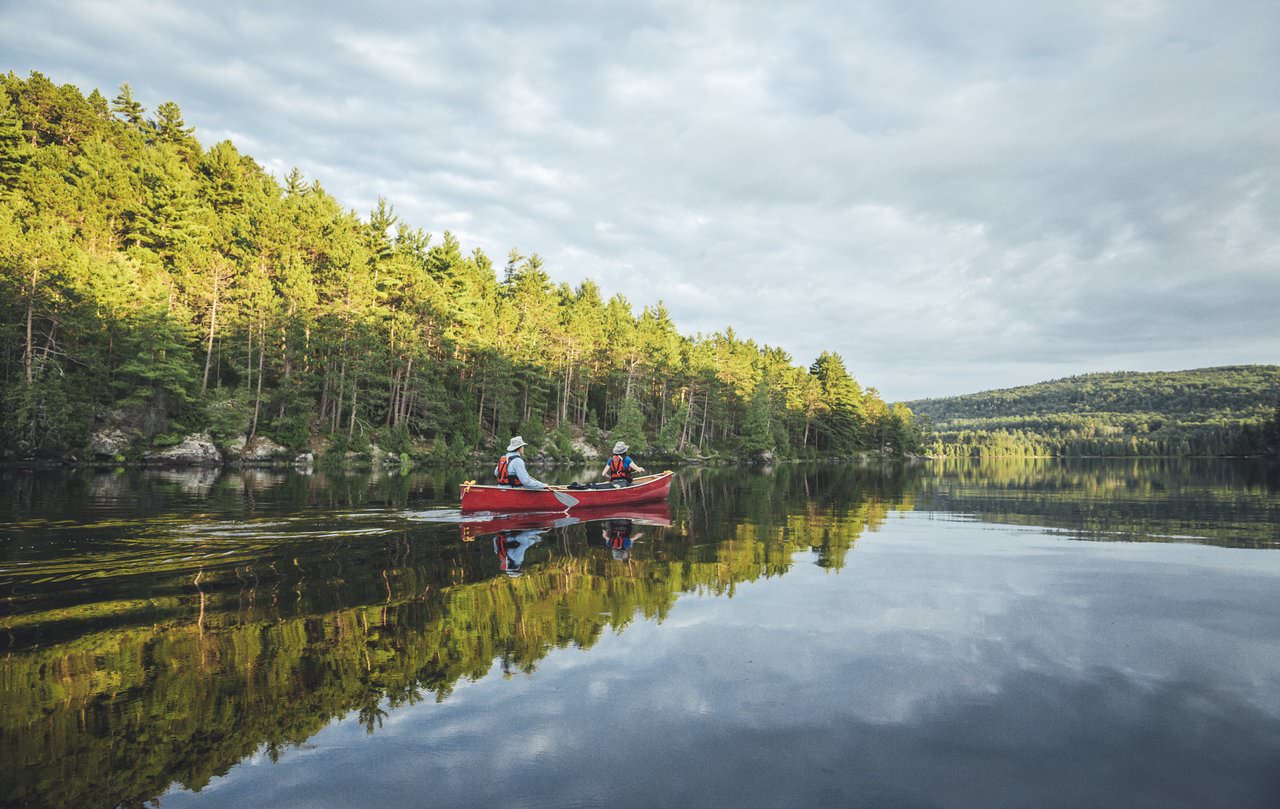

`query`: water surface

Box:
[2,460,1278,808]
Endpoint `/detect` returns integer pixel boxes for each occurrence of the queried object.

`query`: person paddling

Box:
[495,436,548,489]
[601,441,645,485]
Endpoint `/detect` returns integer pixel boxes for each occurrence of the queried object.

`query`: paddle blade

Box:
[552,490,579,509]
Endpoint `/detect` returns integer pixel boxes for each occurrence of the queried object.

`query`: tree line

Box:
[0,72,922,463]
[907,367,1280,458]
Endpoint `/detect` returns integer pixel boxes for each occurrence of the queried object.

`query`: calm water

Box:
[2,460,1279,809]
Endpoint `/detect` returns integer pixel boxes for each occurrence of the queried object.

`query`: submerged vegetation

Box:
[909,367,1280,458]
[0,72,921,464]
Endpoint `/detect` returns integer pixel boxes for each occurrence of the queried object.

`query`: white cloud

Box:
[5,0,1277,399]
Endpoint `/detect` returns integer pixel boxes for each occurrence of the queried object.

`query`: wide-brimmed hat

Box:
[506,436,527,452]
[612,441,628,454]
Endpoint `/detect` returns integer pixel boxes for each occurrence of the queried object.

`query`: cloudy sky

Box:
[3,0,1277,400]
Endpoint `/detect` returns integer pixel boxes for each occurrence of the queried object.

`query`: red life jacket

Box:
[496,454,521,486]
[608,454,632,482]
[607,527,628,549]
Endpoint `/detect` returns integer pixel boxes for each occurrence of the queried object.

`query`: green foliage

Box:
[655,402,686,453]
[909,367,1280,457]
[741,380,776,453]
[205,388,251,442]
[151,431,182,447]
[517,416,545,450]
[548,424,577,460]
[611,397,646,453]
[376,426,412,456]
[0,71,918,461]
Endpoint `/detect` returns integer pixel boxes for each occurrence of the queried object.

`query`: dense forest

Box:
[908,366,1280,458]
[0,72,922,464]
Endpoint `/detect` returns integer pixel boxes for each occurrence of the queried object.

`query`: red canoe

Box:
[459,471,675,513]
[459,500,673,541]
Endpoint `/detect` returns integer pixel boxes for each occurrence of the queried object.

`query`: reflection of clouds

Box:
[157,513,1280,809]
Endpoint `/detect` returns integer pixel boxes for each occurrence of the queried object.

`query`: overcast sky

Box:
[3,0,1277,400]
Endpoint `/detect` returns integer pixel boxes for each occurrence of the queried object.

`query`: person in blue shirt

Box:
[599,518,643,561]
[601,441,646,485]
[494,435,548,489]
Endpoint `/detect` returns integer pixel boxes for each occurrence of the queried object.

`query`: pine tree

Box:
[741,380,776,454]
[0,92,32,193]
[111,83,145,127]
[153,101,193,143]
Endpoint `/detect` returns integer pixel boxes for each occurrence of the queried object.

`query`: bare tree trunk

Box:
[659,380,667,430]
[201,265,220,391]
[319,361,331,426]
[277,323,289,421]
[24,262,37,384]
[404,388,417,429]
[250,320,265,439]
[699,391,709,451]
[333,359,346,433]
[246,323,253,393]
[678,389,694,452]
[398,356,414,427]
[386,366,401,427]
[347,373,359,439]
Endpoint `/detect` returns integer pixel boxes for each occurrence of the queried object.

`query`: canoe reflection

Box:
[459,500,672,542]
[462,501,672,575]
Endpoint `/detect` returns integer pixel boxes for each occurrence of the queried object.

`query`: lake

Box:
[2,459,1279,809]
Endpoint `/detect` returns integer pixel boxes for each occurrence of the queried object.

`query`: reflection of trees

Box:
[916,458,1280,547]
[1,464,917,809]
[10,458,1268,808]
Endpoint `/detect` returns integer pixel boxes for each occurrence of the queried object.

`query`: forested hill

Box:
[907,366,1280,457]
[0,72,922,463]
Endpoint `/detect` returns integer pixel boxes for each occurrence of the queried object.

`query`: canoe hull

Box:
[459,471,674,513]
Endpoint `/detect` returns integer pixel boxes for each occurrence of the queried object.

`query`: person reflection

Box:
[493,529,543,577]
[594,518,643,561]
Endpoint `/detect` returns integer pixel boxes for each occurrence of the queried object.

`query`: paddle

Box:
[551,488,579,510]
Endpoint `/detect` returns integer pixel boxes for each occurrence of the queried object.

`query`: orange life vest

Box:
[496,454,521,486]
[608,454,632,482]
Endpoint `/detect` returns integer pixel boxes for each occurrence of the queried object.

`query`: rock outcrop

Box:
[225,435,291,464]
[144,433,222,466]
[89,427,136,459]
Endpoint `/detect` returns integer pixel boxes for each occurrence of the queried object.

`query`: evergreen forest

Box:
[908,366,1280,458]
[0,72,922,464]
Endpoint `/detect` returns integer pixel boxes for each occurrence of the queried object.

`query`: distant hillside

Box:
[906,366,1280,457]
